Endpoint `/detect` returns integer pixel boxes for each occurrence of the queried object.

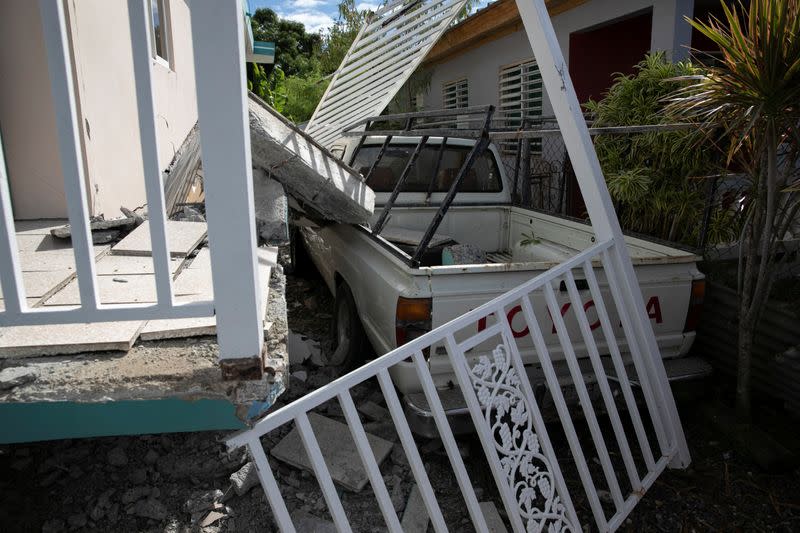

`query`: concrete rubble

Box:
[270,412,393,492]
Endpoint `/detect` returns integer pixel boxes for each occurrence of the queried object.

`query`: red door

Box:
[565,10,652,217]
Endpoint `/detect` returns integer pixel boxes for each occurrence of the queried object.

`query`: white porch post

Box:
[190,0,264,378]
[514,0,690,467]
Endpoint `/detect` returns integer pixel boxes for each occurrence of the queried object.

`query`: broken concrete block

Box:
[271,412,392,491]
[400,484,428,533]
[358,401,389,421]
[200,510,225,527]
[248,94,374,224]
[253,169,290,245]
[50,217,137,239]
[290,510,336,533]
[0,366,39,390]
[184,489,224,515]
[287,332,322,365]
[229,461,260,496]
[479,501,509,533]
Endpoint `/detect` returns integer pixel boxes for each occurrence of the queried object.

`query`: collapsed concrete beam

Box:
[248,93,375,225]
[252,169,289,245]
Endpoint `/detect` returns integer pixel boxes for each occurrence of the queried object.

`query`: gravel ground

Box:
[1,253,798,532]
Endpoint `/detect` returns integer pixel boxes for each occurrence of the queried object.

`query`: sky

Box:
[249,0,490,34]
[250,0,382,34]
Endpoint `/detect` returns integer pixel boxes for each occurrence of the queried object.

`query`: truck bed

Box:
[374,204,698,271]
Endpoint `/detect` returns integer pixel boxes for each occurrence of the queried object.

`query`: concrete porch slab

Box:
[0,319,145,358]
[93,254,183,276]
[0,265,289,442]
[112,220,207,257]
[139,247,276,341]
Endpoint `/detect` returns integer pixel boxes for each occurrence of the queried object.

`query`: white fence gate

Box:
[0,1,264,373]
[226,1,690,530]
[227,240,688,532]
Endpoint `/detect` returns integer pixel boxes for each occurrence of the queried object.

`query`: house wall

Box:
[0,0,197,220]
[66,0,198,218]
[0,1,67,220]
[422,0,695,114]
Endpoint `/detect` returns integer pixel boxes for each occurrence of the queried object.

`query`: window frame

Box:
[148,0,173,69]
[353,142,504,194]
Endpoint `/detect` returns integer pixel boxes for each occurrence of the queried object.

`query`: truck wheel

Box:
[329,282,369,368]
[289,226,312,277]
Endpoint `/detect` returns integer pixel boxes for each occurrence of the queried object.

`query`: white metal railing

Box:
[226,239,689,532]
[0,1,262,366]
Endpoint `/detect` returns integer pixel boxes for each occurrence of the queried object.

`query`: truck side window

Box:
[353,142,503,193]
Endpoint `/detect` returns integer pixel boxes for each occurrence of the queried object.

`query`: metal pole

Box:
[515,0,690,467]
[411,107,495,265]
[425,137,448,204]
[520,119,532,206]
[361,135,393,185]
[373,135,429,235]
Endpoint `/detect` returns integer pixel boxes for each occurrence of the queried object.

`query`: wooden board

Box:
[112,220,207,257]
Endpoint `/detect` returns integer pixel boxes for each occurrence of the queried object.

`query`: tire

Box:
[328,281,370,368]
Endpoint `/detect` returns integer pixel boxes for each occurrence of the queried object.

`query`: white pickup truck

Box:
[296,136,710,435]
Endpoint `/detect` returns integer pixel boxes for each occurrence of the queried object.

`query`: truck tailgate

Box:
[427,260,698,379]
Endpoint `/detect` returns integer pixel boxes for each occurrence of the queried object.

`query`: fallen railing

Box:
[227,239,688,532]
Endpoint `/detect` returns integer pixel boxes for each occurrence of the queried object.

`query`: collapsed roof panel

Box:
[305,0,469,149]
[248,94,375,225]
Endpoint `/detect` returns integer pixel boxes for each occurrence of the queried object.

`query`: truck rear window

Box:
[352,143,503,193]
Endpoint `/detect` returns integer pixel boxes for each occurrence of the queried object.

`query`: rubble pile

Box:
[0,257,797,531]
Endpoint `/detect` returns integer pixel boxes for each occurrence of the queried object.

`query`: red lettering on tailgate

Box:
[646,296,663,324]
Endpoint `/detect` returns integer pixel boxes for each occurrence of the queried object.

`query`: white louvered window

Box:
[442,78,468,109]
[499,59,542,154]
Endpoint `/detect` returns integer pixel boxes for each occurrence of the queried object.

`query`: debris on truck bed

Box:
[248,93,375,225]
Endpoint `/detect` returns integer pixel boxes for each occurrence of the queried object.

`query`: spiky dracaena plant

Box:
[670,0,800,421]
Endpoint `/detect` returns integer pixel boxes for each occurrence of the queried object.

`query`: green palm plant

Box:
[669,0,800,421]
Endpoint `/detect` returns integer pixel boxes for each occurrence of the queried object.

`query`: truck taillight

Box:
[683,279,706,333]
[396,297,432,359]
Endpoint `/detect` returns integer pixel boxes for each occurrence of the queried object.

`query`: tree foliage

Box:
[250,8,321,78]
[669,0,800,421]
[585,53,727,244]
[319,0,370,75]
[247,2,371,123]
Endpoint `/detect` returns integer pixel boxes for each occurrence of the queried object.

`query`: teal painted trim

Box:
[0,399,246,444]
[253,41,275,55]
